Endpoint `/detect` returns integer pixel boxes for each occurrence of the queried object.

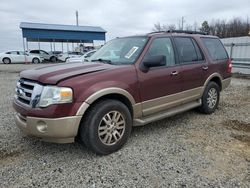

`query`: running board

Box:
[133,100,201,126]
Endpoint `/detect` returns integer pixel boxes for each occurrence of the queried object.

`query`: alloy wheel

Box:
[98,111,125,146]
[207,88,218,109]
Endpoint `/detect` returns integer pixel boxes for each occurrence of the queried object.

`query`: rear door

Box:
[173,37,208,99]
[138,37,182,116]
[10,51,20,63]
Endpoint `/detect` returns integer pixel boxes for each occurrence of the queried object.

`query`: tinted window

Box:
[30,50,38,54]
[192,39,204,61]
[174,37,202,63]
[145,37,176,66]
[201,38,228,60]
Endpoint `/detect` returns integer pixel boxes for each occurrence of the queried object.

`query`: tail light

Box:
[227,59,232,73]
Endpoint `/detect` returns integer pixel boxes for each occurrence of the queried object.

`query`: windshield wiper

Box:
[91,58,113,64]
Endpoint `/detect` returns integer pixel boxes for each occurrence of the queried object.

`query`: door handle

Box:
[171,71,179,76]
[202,66,208,71]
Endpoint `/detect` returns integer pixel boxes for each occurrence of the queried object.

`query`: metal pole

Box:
[76,11,79,26]
[26,40,29,51]
[38,38,40,50]
[181,16,185,30]
[22,37,27,64]
[50,41,52,52]
[53,39,55,52]
[61,42,63,52]
[67,40,69,52]
[230,43,234,59]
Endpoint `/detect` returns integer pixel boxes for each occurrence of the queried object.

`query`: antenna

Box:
[76,10,79,26]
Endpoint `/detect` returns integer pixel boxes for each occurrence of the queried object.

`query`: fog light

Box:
[36,121,48,133]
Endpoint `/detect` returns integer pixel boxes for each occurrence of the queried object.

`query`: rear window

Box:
[201,38,228,60]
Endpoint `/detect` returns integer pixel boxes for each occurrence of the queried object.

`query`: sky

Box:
[0,0,249,52]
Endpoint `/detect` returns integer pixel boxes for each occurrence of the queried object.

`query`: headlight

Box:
[39,86,73,107]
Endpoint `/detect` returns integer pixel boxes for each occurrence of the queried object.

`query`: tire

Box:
[199,81,220,114]
[3,58,11,64]
[50,56,57,62]
[32,58,40,64]
[79,99,132,155]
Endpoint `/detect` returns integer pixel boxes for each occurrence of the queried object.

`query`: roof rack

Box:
[149,30,208,35]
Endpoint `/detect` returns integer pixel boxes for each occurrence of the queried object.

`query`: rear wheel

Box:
[32,58,40,64]
[199,81,220,114]
[3,58,11,64]
[79,99,132,155]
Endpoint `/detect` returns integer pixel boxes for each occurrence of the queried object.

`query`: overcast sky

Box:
[0,0,249,52]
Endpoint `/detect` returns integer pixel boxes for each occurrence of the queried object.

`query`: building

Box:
[221,36,250,74]
[20,22,106,52]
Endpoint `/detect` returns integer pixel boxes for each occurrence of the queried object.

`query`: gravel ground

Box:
[0,64,249,188]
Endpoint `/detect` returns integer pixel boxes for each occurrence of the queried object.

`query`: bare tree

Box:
[152,23,176,32]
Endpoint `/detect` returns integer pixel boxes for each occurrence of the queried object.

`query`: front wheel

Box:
[199,81,220,114]
[79,99,132,155]
[32,58,40,64]
[50,56,57,62]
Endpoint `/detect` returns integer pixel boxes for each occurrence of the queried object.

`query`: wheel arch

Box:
[2,57,11,63]
[204,73,222,91]
[76,87,136,118]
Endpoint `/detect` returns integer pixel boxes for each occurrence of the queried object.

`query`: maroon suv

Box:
[13,31,231,154]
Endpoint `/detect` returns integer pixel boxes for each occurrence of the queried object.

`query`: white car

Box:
[58,52,84,62]
[66,50,97,63]
[0,51,43,64]
[29,50,58,62]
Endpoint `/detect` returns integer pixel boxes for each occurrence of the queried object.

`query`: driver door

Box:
[137,37,182,116]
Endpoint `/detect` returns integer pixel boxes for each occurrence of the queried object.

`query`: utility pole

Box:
[181,16,185,30]
[75,10,79,49]
[76,10,79,26]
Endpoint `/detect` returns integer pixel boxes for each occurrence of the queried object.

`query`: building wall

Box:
[221,36,250,74]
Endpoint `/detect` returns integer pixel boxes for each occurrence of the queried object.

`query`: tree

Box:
[152,22,176,32]
[200,21,210,33]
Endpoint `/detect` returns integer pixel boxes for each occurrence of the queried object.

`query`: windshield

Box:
[90,37,148,65]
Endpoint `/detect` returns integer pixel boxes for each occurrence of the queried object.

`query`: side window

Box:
[192,39,204,61]
[144,37,176,66]
[201,38,228,60]
[174,37,202,63]
[10,51,18,55]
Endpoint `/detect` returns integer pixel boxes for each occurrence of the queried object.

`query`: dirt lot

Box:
[0,64,249,187]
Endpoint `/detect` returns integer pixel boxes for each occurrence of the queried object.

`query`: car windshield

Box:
[90,37,148,65]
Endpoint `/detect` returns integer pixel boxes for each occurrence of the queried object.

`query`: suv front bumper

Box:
[14,113,81,143]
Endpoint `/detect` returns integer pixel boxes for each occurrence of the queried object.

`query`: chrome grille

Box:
[15,79,43,107]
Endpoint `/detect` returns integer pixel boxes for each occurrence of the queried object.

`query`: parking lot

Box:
[0,64,249,187]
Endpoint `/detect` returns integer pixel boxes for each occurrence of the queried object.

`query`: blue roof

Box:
[20,22,106,43]
[20,22,106,33]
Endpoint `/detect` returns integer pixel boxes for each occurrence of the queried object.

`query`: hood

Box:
[20,62,114,85]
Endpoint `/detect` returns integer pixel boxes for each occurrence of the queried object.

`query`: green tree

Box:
[200,21,210,33]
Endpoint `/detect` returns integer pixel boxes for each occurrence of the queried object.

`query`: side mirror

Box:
[141,55,166,72]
